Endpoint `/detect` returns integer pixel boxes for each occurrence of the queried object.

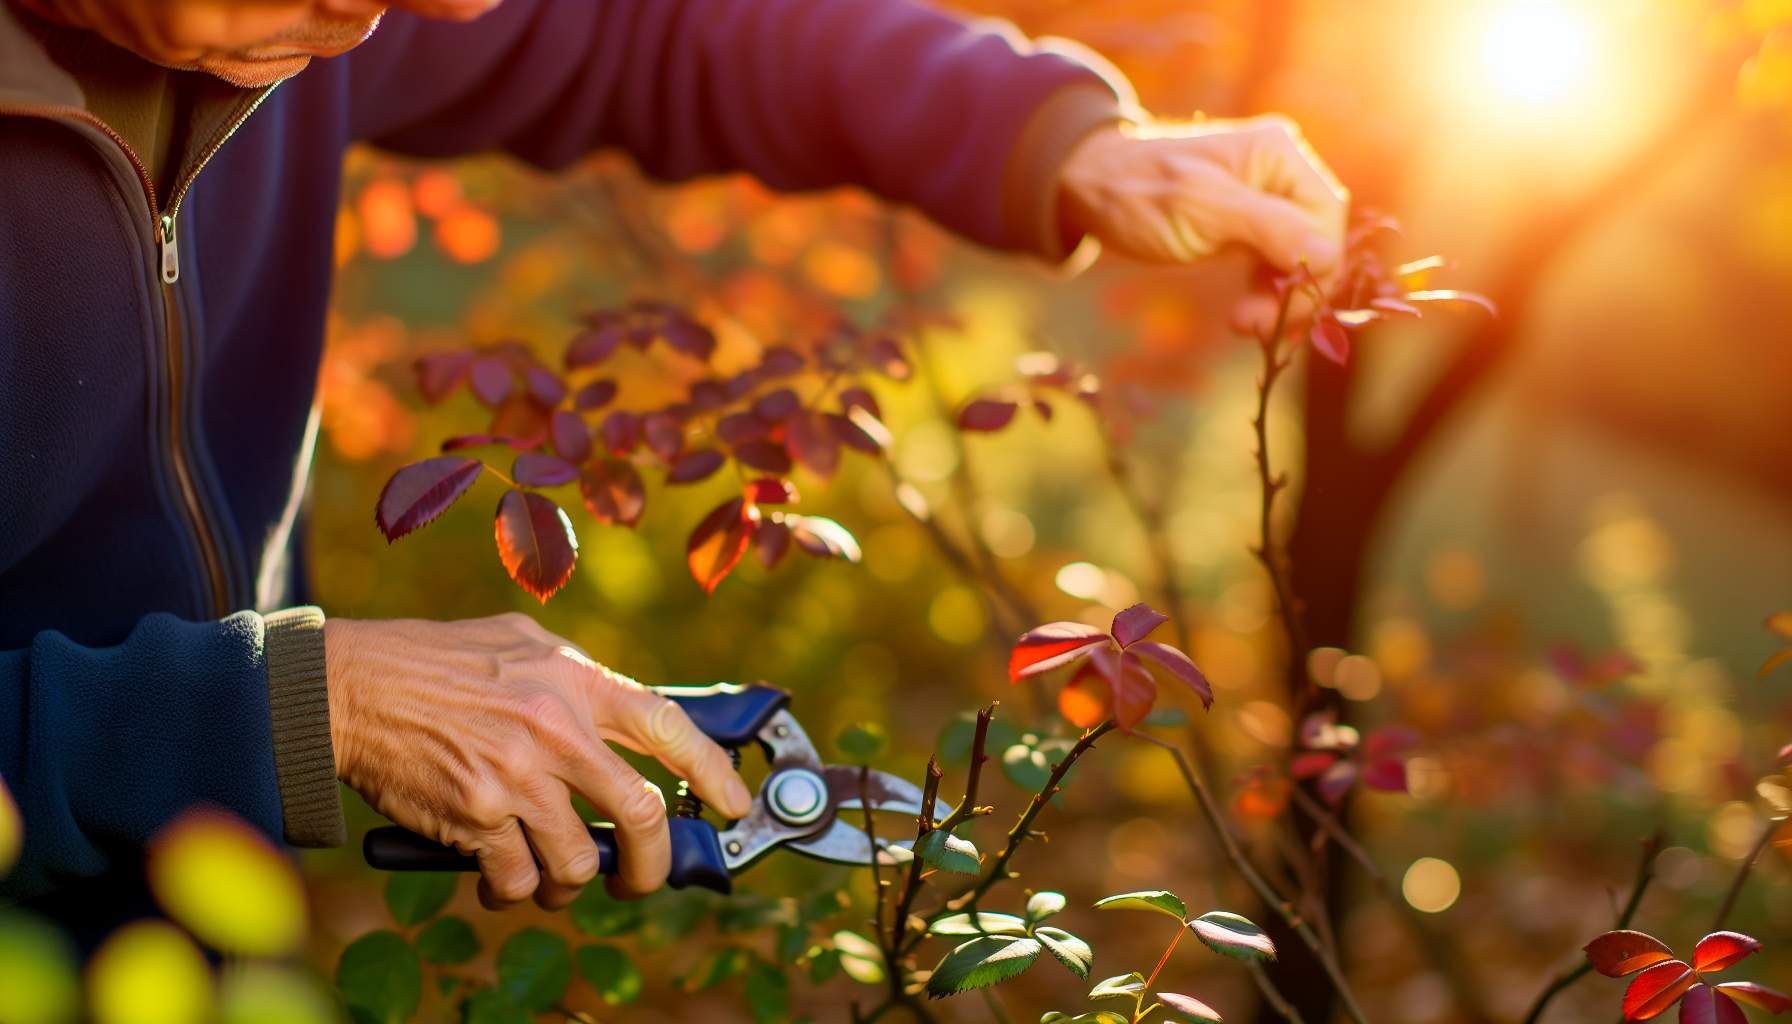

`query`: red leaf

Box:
[376,457,482,540]
[1369,296,1423,319]
[579,459,645,527]
[494,489,579,602]
[866,335,911,380]
[1361,757,1407,793]
[526,366,567,408]
[1008,623,1109,682]
[573,379,617,412]
[828,409,889,454]
[441,434,504,451]
[470,355,512,406]
[660,315,716,361]
[788,412,841,479]
[755,518,792,568]
[687,497,752,593]
[1110,652,1158,731]
[1132,641,1214,709]
[512,452,579,487]
[1693,933,1761,975]
[1058,664,1111,729]
[786,514,861,562]
[1309,315,1350,365]
[838,386,881,419]
[601,411,640,455]
[759,346,805,376]
[717,412,770,445]
[1111,603,1168,648]
[1362,726,1419,760]
[415,350,472,404]
[1290,751,1339,780]
[745,478,797,505]
[688,379,728,411]
[1715,982,1792,1013]
[1405,289,1497,316]
[666,449,725,484]
[565,325,624,368]
[1680,986,1747,1024]
[734,440,793,474]
[1316,759,1359,805]
[1032,397,1053,421]
[957,398,1018,432]
[489,395,549,448]
[551,411,591,464]
[752,388,800,422]
[1584,933,1673,983]
[642,412,685,460]
[1624,961,1697,1021]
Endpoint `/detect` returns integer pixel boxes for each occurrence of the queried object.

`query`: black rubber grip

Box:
[362,818,732,893]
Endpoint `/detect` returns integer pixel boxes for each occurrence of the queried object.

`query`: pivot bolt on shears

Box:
[363,683,942,893]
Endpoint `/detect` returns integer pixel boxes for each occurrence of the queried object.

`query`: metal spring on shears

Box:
[675,747,742,819]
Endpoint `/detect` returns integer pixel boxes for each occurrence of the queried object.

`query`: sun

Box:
[1480,3,1595,104]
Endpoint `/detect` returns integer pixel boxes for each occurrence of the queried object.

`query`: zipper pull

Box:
[159,214,179,285]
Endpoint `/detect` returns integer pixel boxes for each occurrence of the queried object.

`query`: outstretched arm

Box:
[344,0,1130,259]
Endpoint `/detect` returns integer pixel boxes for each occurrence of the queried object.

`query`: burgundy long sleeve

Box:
[345,0,1127,256]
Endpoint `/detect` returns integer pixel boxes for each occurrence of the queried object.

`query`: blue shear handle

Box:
[363,818,733,893]
[656,683,789,748]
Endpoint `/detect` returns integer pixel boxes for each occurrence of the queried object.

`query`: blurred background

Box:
[291,0,1792,1021]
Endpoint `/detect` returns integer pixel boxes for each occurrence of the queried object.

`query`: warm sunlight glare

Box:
[1481,4,1594,104]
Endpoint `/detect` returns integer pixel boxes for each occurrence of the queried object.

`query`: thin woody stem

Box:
[1251,285,1309,668]
[1248,961,1308,1024]
[1134,732,1371,1024]
[1143,921,1186,989]
[1521,833,1662,1024]
[888,757,944,959]
[1713,816,1779,932]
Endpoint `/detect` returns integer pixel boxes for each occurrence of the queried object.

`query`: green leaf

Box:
[928,912,1029,936]
[383,873,457,927]
[683,948,748,992]
[745,961,790,1024]
[568,886,645,937]
[1026,891,1067,922]
[1188,912,1276,962]
[1041,1013,1129,1024]
[807,946,843,984]
[1001,743,1051,792]
[924,936,1042,997]
[415,916,479,966]
[916,830,981,874]
[1157,992,1224,1021]
[1088,973,1147,1002]
[1093,891,1187,920]
[436,976,461,997]
[940,714,1020,765]
[495,928,572,1011]
[575,945,642,1006]
[461,988,530,1024]
[1035,927,1093,979]
[833,931,886,985]
[335,930,421,1024]
[835,722,888,762]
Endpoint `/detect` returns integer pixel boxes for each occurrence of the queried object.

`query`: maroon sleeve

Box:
[344,0,1127,254]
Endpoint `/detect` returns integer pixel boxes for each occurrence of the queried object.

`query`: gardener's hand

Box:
[1057,115,1349,335]
[323,614,754,910]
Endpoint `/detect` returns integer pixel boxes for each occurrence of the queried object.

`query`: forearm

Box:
[348,0,1132,258]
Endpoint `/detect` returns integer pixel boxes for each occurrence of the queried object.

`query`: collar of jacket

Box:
[0,2,83,108]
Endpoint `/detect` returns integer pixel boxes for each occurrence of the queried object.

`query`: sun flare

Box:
[1480,3,1595,105]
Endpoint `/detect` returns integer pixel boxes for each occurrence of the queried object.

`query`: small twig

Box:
[979,986,1015,1024]
[1250,287,1309,668]
[861,765,889,948]
[1134,733,1371,1024]
[889,757,944,957]
[1247,961,1308,1024]
[1104,443,1190,653]
[1289,787,1491,1024]
[1713,816,1779,932]
[1521,833,1663,1024]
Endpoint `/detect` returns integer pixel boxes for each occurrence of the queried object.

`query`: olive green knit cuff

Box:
[263,606,345,848]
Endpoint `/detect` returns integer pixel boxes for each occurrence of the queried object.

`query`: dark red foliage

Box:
[376,457,483,541]
[494,489,579,602]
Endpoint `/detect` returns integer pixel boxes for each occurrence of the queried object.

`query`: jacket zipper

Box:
[2,90,275,617]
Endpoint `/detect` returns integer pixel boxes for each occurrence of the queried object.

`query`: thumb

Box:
[1210,177,1341,279]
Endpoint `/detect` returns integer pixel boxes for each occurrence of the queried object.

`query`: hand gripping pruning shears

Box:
[362,684,937,893]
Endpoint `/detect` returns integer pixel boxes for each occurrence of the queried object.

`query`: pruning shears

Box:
[363,684,937,893]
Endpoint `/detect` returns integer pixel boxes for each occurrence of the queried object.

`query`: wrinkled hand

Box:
[324,614,753,910]
[1058,115,1350,335]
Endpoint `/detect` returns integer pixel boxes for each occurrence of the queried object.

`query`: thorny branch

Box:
[1713,815,1780,932]
[1520,833,1663,1024]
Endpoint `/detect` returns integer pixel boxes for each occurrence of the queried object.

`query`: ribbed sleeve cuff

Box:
[999,81,1131,265]
[263,606,346,848]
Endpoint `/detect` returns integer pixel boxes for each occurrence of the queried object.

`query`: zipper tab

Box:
[159,214,179,284]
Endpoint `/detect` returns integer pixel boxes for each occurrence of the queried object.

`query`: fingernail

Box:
[726,777,753,817]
